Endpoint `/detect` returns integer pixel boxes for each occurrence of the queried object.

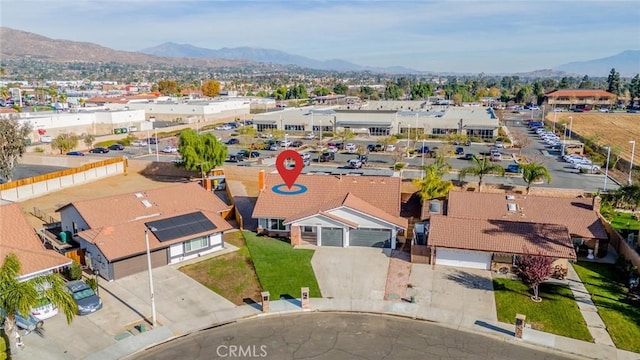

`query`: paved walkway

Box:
[384,250,412,301]
[566,264,616,347]
[226,179,257,230]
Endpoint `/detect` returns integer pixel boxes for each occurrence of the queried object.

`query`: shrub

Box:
[394,162,405,170]
[85,277,98,291]
[0,332,7,360]
[498,128,507,137]
[322,132,334,138]
[95,140,118,148]
[470,137,484,143]
[68,261,83,280]
[34,147,44,153]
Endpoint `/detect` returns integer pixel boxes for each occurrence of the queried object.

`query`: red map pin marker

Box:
[276,150,303,189]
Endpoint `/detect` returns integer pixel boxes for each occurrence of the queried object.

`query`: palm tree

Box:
[335,128,355,148]
[413,165,454,202]
[521,162,552,194]
[458,155,505,192]
[0,253,77,355]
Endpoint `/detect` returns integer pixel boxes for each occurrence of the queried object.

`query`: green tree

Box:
[314,87,331,96]
[333,83,348,95]
[51,133,79,154]
[0,119,31,182]
[177,129,227,178]
[201,79,221,97]
[607,68,621,95]
[578,75,594,89]
[410,82,434,100]
[458,155,505,192]
[157,80,180,96]
[236,126,257,153]
[412,156,453,202]
[384,83,402,100]
[629,74,640,106]
[558,76,570,89]
[335,128,355,148]
[0,253,77,355]
[520,162,552,194]
[273,86,287,100]
[83,134,95,149]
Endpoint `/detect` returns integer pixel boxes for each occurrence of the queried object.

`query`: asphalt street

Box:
[131,313,573,360]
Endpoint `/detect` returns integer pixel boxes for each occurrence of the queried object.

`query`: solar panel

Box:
[145,212,216,242]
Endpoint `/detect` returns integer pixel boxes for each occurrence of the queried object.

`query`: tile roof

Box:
[253,173,403,223]
[0,204,71,277]
[57,182,230,229]
[446,191,607,239]
[428,215,576,259]
[78,209,232,261]
[546,89,616,98]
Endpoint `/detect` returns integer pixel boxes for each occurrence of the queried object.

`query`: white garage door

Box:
[435,248,491,270]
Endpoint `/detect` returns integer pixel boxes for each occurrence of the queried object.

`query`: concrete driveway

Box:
[18,266,236,360]
[311,247,390,300]
[408,265,497,323]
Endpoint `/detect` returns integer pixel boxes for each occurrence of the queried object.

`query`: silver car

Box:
[65,280,103,315]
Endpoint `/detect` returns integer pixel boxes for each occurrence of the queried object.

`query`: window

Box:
[257,124,277,132]
[267,218,286,231]
[285,124,305,131]
[312,125,333,132]
[369,127,390,136]
[184,236,209,253]
[72,222,78,235]
[432,128,456,135]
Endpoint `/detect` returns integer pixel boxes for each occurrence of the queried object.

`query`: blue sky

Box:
[2,0,639,73]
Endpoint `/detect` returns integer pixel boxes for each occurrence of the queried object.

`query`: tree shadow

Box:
[446,270,493,290]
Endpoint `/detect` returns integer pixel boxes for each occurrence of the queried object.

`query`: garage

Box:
[350,228,391,248]
[321,228,343,247]
[435,248,491,270]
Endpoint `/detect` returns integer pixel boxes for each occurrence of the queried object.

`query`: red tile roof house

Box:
[55,183,232,281]
[1,203,71,281]
[545,89,617,110]
[424,191,609,272]
[252,172,408,249]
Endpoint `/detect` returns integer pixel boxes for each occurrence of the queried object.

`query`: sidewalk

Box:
[112,296,639,360]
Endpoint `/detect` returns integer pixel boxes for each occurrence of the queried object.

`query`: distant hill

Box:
[138,42,419,73]
[0,27,253,68]
[555,50,640,77]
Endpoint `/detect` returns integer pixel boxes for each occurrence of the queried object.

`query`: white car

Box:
[347,159,363,169]
[215,125,232,131]
[162,146,178,153]
[494,141,506,148]
[574,163,601,173]
[31,297,58,321]
[345,143,357,153]
[280,140,292,148]
[385,144,396,152]
[490,153,503,161]
[131,140,148,147]
[304,133,317,140]
[327,146,338,153]
[299,152,311,160]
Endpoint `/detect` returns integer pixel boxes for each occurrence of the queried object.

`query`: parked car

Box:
[347,159,363,169]
[318,152,335,162]
[358,154,368,164]
[131,140,148,147]
[108,144,124,151]
[89,147,109,154]
[385,144,396,152]
[147,137,158,145]
[417,146,430,153]
[455,147,464,155]
[327,146,338,153]
[216,124,233,130]
[65,280,103,315]
[464,139,472,146]
[345,143,357,153]
[31,297,58,321]
[300,152,311,160]
[238,150,260,158]
[574,163,601,173]
[291,140,304,148]
[0,308,44,334]
[494,141,506,148]
[464,153,475,160]
[305,133,317,140]
[162,146,178,153]
[367,144,376,152]
[225,138,240,145]
[506,164,522,173]
[327,142,344,150]
[227,154,245,162]
[280,140,292,148]
[371,144,384,152]
[268,143,278,151]
[66,151,85,156]
[490,153,503,161]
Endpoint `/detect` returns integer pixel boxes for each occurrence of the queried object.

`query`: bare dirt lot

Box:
[545,113,640,161]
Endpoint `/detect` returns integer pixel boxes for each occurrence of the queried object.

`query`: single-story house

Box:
[56,182,232,280]
[0,203,72,281]
[423,191,608,270]
[252,172,408,249]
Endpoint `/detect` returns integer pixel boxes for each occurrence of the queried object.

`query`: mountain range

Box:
[1,27,638,76]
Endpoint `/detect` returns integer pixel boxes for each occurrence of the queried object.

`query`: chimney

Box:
[592,196,601,213]
[258,170,266,191]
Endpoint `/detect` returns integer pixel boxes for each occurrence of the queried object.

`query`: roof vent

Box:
[506,195,516,200]
[135,192,145,198]
[141,199,153,208]
[507,203,517,212]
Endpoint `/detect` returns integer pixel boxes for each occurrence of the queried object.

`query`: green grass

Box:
[610,212,640,230]
[0,330,7,360]
[573,262,640,353]
[243,231,321,299]
[493,278,592,341]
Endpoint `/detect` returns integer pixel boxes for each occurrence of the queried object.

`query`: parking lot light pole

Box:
[562,124,567,155]
[568,116,573,140]
[155,132,159,162]
[629,140,636,185]
[147,130,152,155]
[604,146,611,192]
[144,229,157,327]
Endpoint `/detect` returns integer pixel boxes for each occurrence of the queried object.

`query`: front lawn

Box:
[180,231,262,305]
[493,278,592,341]
[244,231,321,299]
[573,262,640,353]
[610,212,640,231]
